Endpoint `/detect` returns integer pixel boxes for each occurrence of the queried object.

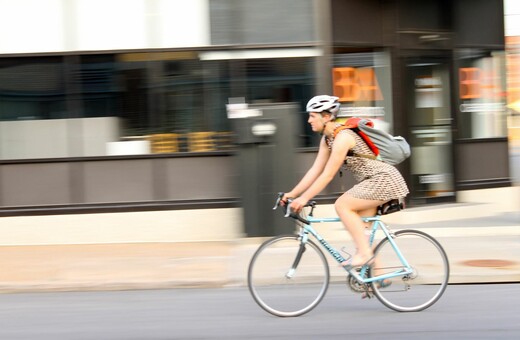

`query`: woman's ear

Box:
[322,112,333,122]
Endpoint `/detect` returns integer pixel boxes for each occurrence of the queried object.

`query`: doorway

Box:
[404,55,455,202]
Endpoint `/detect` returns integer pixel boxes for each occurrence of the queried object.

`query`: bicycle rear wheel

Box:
[371,230,449,312]
[247,235,330,317]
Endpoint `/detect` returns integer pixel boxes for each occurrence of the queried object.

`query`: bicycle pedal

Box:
[361,291,374,300]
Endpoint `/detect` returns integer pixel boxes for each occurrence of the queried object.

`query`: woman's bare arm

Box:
[291,132,355,211]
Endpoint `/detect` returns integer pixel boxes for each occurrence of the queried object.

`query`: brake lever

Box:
[284,205,292,218]
[273,193,311,224]
[273,192,285,210]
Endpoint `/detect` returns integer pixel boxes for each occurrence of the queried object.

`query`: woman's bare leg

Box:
[356,207,381,271]
[334,193,385,267]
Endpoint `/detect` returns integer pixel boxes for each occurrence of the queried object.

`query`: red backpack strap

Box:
[333,117,362,138]
[333,125,350,139]
[333,125,379,160]
[333,118,378,151]
[355,129,379,156]
[332,118,380,160]
[345,117,379,156]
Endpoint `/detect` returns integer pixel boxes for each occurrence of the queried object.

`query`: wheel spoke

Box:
[371,230,450,312]
[248,235,330,317]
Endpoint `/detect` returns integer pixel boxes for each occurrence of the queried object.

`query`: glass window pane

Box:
[243,57,315,147]
[1,52,318,158]
[115,53,234,153]
[0,57,69,160]
[0,57,66,121]
[456,49,508,139]
[332,50,393,132]
[78,55,118,119]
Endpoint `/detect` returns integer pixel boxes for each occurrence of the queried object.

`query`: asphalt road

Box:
[0,283,518,339]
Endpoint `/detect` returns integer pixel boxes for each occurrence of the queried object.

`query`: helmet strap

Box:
[320,111,334,136]
[320,121,328,135]
[319,115,331,135]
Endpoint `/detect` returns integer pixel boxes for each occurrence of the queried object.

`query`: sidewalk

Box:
[0,187,518,292]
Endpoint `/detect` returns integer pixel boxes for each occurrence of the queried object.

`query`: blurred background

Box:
[0,0,518,240]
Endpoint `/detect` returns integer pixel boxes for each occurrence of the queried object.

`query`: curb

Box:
[0,227,518,293]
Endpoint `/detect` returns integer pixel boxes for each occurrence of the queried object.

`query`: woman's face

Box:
[308,112,327,132]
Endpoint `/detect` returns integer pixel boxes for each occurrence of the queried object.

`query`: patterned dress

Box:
[325,128,409,201]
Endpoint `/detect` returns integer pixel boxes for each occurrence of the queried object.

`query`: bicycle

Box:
[247,193,450,317]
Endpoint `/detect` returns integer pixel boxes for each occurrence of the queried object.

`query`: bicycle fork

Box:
[286,243,306,279]
[284,231,309,279]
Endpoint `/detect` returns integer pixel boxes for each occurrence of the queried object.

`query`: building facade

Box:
[0,0,511,218]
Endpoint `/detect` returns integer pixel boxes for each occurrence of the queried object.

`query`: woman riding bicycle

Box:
[282,95,409,268]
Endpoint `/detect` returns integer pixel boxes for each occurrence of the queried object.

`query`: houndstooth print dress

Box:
[325,128,409,201]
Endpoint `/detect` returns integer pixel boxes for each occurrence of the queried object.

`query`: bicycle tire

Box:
[247,235,330,317]
[371,229,450,312]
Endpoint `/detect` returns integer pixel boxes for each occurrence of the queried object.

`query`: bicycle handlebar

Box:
[273,192,315,224]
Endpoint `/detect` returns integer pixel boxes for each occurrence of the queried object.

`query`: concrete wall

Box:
[0,154,239,207]
[0,208,244,246]
[0,0,210,54]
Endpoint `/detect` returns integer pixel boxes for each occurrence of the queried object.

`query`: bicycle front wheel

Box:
[371,230,449,312]
[247,235,330,317]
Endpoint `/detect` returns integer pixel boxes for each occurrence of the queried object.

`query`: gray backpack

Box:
[334,118,411,165]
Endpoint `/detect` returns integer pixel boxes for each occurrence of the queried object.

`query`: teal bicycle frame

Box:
[297,214,414,284]
[250,194,449,316]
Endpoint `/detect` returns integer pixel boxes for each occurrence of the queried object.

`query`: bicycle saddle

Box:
[377,198,405,215]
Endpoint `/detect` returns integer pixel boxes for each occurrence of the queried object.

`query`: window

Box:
[332,50,394,132]
[456,50,508,139]
[0,52,317,159]
[0,56,66,121]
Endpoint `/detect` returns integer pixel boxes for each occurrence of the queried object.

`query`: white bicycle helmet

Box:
[306,95,340,118]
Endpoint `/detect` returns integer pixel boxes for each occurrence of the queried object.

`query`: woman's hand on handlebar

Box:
[289,196,308,214]
[275,193,313,224]
[278,192,308,213]
[280,192,293,206]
